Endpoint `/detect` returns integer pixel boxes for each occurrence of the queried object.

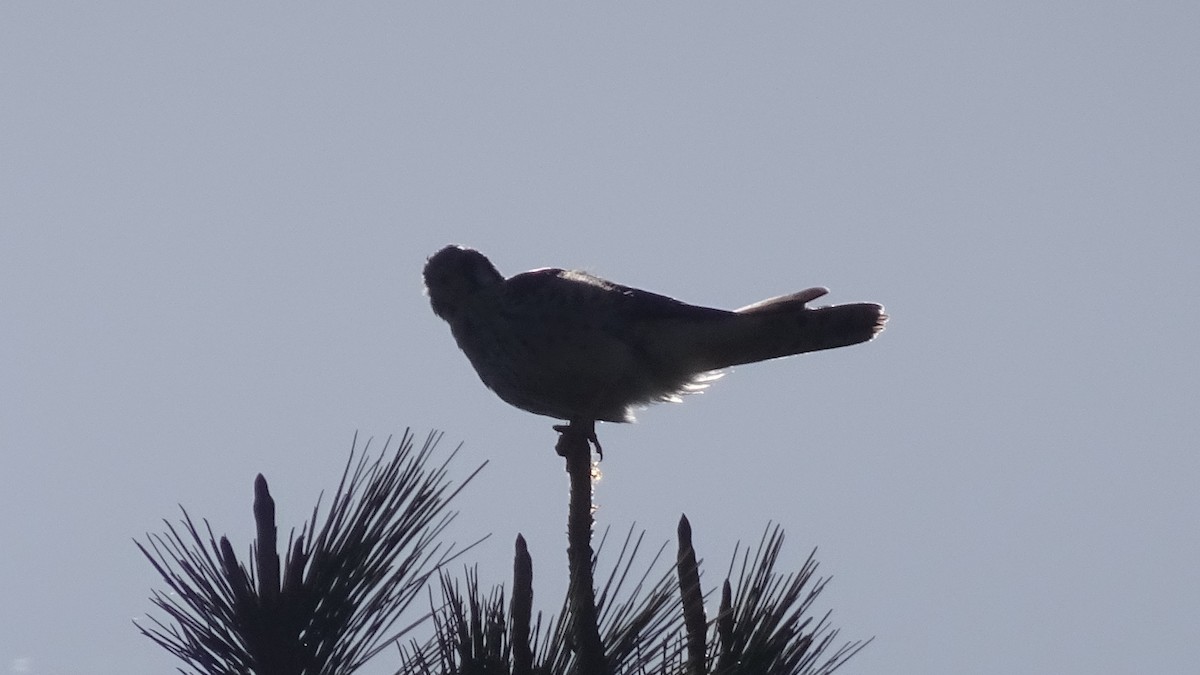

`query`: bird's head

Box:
[423,245,504,320]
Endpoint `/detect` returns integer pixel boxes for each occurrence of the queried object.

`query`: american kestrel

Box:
[423,245,886,434]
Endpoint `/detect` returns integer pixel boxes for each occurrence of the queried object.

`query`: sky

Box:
[2,3,1198,674]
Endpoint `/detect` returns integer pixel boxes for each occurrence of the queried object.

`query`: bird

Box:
[423,244,886,450]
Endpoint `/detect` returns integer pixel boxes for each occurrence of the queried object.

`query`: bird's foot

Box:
[553,420,603,460]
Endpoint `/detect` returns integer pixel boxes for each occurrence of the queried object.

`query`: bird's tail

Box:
[698,288,886,369]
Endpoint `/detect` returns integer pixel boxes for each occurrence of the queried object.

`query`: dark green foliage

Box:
[704,525,870,675]
[137,430,868,675]
[136,430,483,674]
[399,527,681,675]
[398,523,867,675]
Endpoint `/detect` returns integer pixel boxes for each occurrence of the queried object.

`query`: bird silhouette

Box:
[423,244,886,444]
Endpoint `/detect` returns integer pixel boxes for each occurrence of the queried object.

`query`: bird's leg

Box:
[553,419,603,460]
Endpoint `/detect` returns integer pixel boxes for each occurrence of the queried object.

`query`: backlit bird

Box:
[423,245,886,432]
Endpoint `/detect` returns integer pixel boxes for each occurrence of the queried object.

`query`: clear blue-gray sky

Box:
[3,4,1197,674]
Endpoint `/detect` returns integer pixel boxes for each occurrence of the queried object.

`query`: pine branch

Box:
[676,515,706,675]
[511,535,535,675]
[707,524,872,675]
[135,429,483,675]
[556,421,607,674]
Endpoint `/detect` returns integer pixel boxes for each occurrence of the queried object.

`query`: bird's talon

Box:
[553,422,602,460]
[589,432,603,461]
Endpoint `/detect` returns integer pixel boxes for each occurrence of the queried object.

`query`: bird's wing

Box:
[506,268,730,323]
[496,269,730,418]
